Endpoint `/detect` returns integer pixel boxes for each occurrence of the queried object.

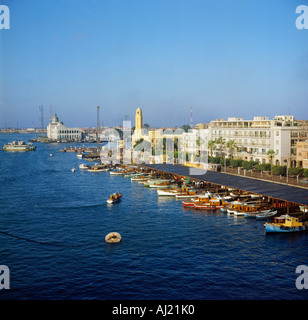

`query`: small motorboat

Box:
[107,193,122,204]
[79,164,88,170]
[71,168,76,172]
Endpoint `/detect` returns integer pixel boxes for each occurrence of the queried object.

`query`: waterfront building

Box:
[132,108,210,165]
[194,123,208,130]
[181,128,208,155]
[208,115,305,166]
[296,141,308,168]
[47,113,82,141]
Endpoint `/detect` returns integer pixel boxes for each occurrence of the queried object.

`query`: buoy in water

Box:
[50,154,53,157]
[105,232,122,243]
[72,168,76,172]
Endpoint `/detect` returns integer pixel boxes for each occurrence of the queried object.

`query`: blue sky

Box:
[0,0,308,128]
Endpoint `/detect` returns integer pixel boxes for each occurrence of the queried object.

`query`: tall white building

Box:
[181,128,208,154]
[47,114,82,141]
[208,115,303,166]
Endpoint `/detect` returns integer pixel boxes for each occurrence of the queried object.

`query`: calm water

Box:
[0,133,307,300]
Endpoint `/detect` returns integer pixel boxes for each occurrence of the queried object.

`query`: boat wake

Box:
[34,202,104,210]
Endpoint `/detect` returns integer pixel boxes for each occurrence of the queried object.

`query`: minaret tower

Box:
[135,108,143,130]
[190,106,193,129]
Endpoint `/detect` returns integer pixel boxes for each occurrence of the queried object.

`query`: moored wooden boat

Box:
[110,170,125,175]
[233,203,263,216]
[264,215,308,233]
[182,192,216,207]
[256,209,278,220]
[79,163,89,170]
[193,198,229,210]
[88,163,109,172]
[157,188,181,196]
[243,208,272,218]
[148,180,177,188]
[226,201,248,214]
[175,189,209,199]
[131,175,150,181]
[143,179,169,187]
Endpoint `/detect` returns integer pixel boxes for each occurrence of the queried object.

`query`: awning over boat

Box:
[142,164,308,206]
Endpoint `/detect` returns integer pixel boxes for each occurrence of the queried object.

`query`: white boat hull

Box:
[157,190,178,196]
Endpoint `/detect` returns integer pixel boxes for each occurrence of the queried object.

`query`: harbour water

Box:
[0,133,308,300]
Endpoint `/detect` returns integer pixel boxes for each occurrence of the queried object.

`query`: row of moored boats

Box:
[108,166,308,234]
[76,164,308,233]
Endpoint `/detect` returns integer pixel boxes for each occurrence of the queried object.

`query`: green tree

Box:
[288,167,303,176]
[207,140,216,157]
[230,159,243,168]
[181,124,190,132]
[272,165,287,176]
[255,163,271,172]
[267,149,275,179]
[226,139,237,159]
[215,137,226,157]
[133,138,151,151]
[242,160,255,170]
[133,138,144,148]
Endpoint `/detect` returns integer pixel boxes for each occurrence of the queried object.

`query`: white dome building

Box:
[47,113,82,141]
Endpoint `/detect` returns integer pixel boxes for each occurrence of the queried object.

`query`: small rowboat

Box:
[182,201,195,207]
[256,209,278,220]
[88,167,106,172]
[107,193,122,204]
[110,170,125,175]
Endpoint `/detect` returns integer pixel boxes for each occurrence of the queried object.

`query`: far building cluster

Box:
[45,108,308,169]
[131,108,308,169]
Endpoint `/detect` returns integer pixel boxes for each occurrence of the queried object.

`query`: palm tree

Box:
[267,149,275,179]
[215,137,226,157]
[207,140,216,157]
[196,137,203,158]
[226,139,237,159]
[133,138,144,149]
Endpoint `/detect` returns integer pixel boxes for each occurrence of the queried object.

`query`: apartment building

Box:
[208,115,303,166]
[296,140,308,169]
